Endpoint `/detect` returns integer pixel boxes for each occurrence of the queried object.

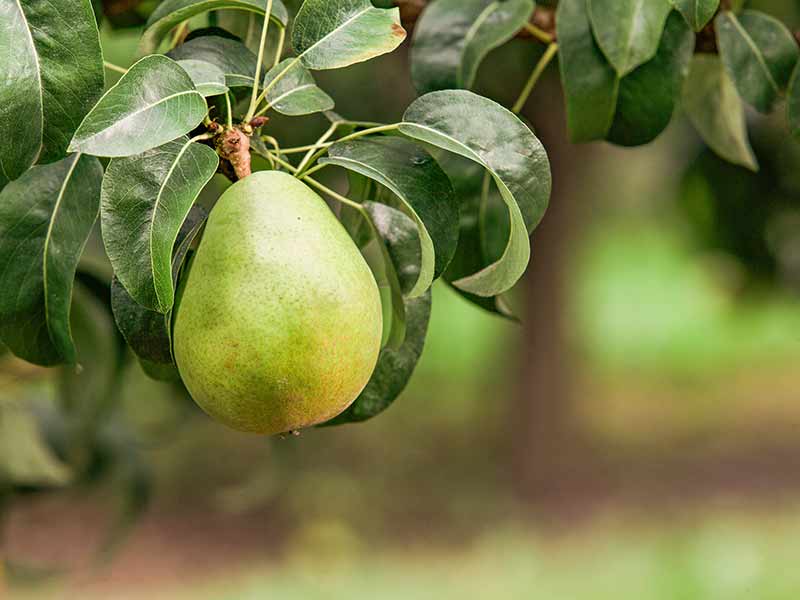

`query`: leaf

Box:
[716,10,799,113]
[607,11,694,147]
[322,290,431,426]
[671,0,720,31]
[291,0,406,70]
[410,0,535,94]
[111,207,208,366]
[69,55,207,158]
[556,0,620,142]
[0,0,104,181]
[365,201,423,299]
[398,90,551,297]
[0,401,72,488]
[588,0,673,76]
[175,59,229,96]
[140,0,288,53]
[683,54,758,171]
[102,137,218,313]
[263,58,335,116]
[788,63,800,139]
[168,35,260,88]
[0,154,103,366]
[321,137,458,297]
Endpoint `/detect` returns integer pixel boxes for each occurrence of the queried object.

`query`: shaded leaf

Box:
[399,90,551,297]
[69,55,207,157]
[102,137,218,313]
[322,137,458,297]
[671,0,720,31]
[168,35,259,88]
[292,0,406,70]
[716,10,799,113]
[0,154,103,366]
[175,59,229,96]
[788,63,800,139]
[588,0,673,76]
[263,58,335,116]
[0,0,104,180]
[683,54,758,171]
[607,11,694,147]
[140,0,288,53]
[322,290,431,426]
[410,0,534,94]
[365,201,423,299]
[556,0,620,142]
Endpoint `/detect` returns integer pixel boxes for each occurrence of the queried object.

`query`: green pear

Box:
[173,171,383,435]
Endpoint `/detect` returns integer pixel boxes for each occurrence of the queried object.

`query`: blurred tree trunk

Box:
[510,74,596,508]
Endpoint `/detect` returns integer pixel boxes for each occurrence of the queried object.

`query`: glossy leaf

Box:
[556,0,620,142]
[292,0,406,70]
[683,54,758,171]
[263,58,335,116]
[716,10,799,113]
[0,0,103,181]
[588,0,673,76]
[69,55,207,158]
[168,35,259,88]
[175,59,229,96]
[399,90,551,297]
[140,0,288,53]
[410,0,534,94]
[607,11,694,147]
[321,137,458,297]
[0,154,103,366]
[323,290,431,426]
[101,137,218,313]
[111,207,208,366]
[671,0,720,31]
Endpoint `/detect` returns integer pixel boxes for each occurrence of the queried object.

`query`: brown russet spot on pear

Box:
[173,171,383,435]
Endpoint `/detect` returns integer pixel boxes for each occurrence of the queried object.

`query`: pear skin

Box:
[173,171,382,434]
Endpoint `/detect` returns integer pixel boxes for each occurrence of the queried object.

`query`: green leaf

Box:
[175,59,229,96]
[399,90,551,297]
[556,0,620,142]
[69,55,207,158]
[292,0,406,70]
[111,207,208,366]
[671,0,720,31]
[0,154,103,366]
[588,0,673,76]
[322,290,431,425]
[410,0,534,94]
[140,0,288,53]
[321,137,458,297]
[102,137,218,313]
[716,10,799,114]
[788,63,800,139]
[263,58,335,116]
[168,35,259,88]
[683,54,758,171]
[0,0,104,181]
[607,11,694,147]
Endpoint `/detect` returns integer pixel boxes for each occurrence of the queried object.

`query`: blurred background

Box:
[3,0,800,598]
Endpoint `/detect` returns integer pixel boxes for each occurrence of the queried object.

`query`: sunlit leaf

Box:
[175,59,229,96]
[410,0,534,94]
[399,90,551,297]
[292,0,406,70]
[140,0,288,53]
[607,11,694,147]
[556,0,620,142]
[0,154,103,366]
[671,0,720,31]
[0,0,103,183]
[683,54,758,171]
[716,10,799,113]
[69,55,207,158]
[322,137,458,297]
[263,58,335,116]
[102,137,218,313]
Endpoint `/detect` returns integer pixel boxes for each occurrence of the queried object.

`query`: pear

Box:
[173,171,382,435]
